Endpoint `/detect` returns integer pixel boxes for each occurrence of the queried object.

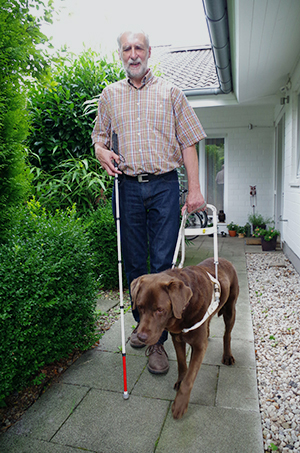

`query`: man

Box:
[92,30,206,375]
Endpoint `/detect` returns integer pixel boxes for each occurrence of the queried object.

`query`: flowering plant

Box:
[252,227,263,238]
[253,227,280,241]
[227,221,239,231]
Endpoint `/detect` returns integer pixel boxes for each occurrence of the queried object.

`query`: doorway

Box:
[205,138,225,214]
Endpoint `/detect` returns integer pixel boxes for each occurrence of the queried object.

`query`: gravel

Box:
[246,252,300,453]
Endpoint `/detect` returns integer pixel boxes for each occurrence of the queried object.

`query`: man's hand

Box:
[94,142,122,176]
[182,189,206,215]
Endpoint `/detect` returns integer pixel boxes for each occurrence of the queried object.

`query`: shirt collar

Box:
[127,69,154,89]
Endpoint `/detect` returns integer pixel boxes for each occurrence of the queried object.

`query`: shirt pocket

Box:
[144,96,174,141]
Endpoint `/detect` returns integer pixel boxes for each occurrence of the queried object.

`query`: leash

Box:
[182,272,221,334]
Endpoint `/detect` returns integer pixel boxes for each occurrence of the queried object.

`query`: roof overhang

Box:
[186,91,237,108]
[227,0,300,106]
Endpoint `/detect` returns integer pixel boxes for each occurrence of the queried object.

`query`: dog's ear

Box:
[130,276,143,310]
[167,280,193,319]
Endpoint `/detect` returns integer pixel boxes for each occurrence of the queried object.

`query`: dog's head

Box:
[130,273,193,345]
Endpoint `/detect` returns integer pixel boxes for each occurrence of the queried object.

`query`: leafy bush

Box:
[87,201,127,290]
[28,50,125,173]
[0,0,52,237]
[30,153,114,214]
[27,49,124,214]
[0,199,98,402]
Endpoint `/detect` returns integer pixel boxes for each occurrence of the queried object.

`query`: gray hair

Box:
[117,30,150,50]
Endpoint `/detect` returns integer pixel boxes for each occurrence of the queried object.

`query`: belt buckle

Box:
[137,173,149,183]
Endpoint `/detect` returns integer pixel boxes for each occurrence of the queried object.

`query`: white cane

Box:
[112,132,129,400]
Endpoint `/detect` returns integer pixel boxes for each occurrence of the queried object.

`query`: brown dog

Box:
[131,257,239,419]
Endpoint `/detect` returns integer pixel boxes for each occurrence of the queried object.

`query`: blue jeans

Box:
[113,170,180,344]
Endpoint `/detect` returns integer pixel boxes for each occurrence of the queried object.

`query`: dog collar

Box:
[182,272,221,334]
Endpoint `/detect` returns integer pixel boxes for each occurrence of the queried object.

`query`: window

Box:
[205,138,225,212]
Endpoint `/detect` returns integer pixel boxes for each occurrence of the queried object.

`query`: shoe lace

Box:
[145,344,168,358]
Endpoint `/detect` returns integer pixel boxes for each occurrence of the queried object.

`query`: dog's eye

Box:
[156,307,164,314]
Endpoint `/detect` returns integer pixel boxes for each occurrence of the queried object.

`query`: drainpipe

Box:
[202,0,232,94]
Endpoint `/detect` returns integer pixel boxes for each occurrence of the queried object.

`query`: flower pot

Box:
[261,235,277,251]
[229,230,237,237]
[238,233,245,238]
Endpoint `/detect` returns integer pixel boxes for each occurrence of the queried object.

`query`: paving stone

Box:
[156,405,263,453]
[52,390,170,453]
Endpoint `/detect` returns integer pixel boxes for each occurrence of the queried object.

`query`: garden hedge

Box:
[0,199,98,402]
[87,201,127,290]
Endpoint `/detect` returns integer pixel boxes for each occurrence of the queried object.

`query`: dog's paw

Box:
[222,354,235,365]
[172,396,188,420]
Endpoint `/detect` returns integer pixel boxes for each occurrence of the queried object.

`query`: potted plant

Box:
[227,222,238,237]
[237,225,245,238]
[247,226,264,245]
[248,213,269,230]
[259,227,280,251]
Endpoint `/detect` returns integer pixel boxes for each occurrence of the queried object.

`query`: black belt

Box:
[119,170,175,183]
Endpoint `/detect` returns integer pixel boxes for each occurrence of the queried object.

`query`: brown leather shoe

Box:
[146,344,169,375]
[130,326,146,349]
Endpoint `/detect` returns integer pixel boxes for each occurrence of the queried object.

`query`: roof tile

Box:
[150,46,219,90]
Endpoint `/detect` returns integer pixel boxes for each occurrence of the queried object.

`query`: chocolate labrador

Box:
[131,257,239,419]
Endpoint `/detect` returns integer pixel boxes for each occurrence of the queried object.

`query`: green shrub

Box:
[0,199,98,402]
[0,0,53,237]
[27,49,125,214]
[87,201,127,290]
[30,153,114,215]
[27,50,125,173]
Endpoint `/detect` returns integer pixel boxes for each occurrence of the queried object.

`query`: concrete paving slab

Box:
[235,302,253,323]
[61,349,147,394]
[156,405,263,453]
[132,361,219,407]
[131,359,179,400]
[52,389,170,453]
[96,297,119,313]
[3,383,89,441]
[97,310,133,352]
[0,435,90,453]
[216,366,259,411]
[230,319,254,341]
[209,312,254,341]
[237,274,251,295]
[203,337,256,368]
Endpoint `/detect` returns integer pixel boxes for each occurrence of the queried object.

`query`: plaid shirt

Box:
[91,70,206,176]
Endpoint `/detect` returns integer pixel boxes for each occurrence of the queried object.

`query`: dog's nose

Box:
[137,332,148,343]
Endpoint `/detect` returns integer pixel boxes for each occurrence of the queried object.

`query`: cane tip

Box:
[123,392,129,400]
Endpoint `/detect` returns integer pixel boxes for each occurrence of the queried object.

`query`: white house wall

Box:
[276,56,300,271]
[194,104,275,228]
